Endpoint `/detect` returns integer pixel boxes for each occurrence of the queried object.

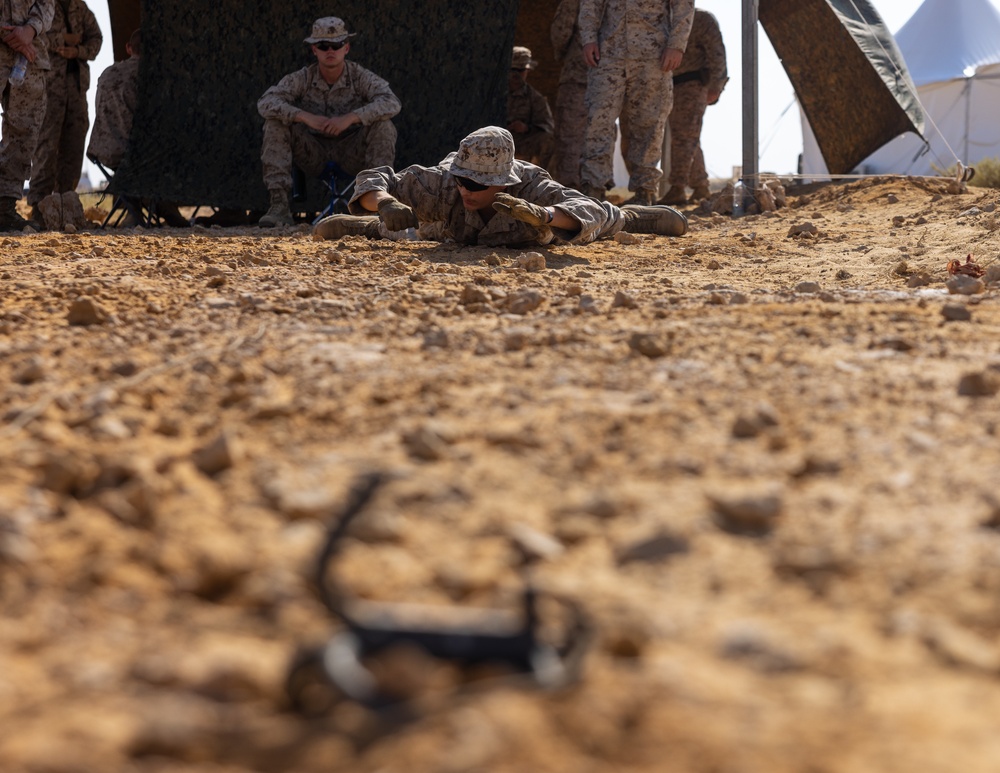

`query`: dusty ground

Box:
[3,176,1000,773]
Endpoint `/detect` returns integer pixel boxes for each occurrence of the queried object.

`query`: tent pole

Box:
[740,0,759,213]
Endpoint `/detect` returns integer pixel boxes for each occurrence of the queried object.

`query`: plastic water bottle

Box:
[732,180,746,218]
[8,54,28,86]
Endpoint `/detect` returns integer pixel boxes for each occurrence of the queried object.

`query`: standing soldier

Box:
[257,16,401,228]
[0,0,54,231]
[507,46,554,167]
[578,0,695,205]
[27,0,101,221]
[660,8,727,205]
[549,0,587,188]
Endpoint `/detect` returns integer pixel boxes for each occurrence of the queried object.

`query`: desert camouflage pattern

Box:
[578,0,694,59]
[258,59,400,191]
[688,140,707,192]
[85,55,138,169]
[350,156,625,247]
[260,118,397,192]
[1,0,54,199]
[578,0,695,195]
[29,0,102,205]
[549,0,587,187]
[508,81,554,164]
[668,10,726,189]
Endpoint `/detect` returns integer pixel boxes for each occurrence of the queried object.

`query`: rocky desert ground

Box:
[3,175,1000,773]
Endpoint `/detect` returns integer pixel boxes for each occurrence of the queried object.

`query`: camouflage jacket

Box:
[1,0,55,69]
[257,60,400,127]
[86,55,139,169]
[351,156,619,246]
[508,82,554,136]
[577,0,695,61]
[674,9,727,94]
[43,0,102,89]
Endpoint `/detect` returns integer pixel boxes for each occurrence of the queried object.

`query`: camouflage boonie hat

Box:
[511,46,537,70]
[305,17,356,44]
[448,127,521,187]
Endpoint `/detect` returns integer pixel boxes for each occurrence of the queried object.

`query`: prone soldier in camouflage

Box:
[28,0,101,218]
[578,0,695,205]
[549,0,587,188]
[0,0,55,231]
[312,126,687,246]
[257,16,401,228]
[660,8,727,205]
[86,27,139,171]
[507,46,554,167]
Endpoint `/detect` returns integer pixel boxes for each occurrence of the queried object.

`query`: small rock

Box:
[886,194,899,203]
[578,294,600,314]
[787,222,818,238]
[515,252,546,272]
[628,331,671,358]
[14,356,47,384]
[422,328,449,349]
[614,231,642,245]
[616,532,690,565]
[66,296,107,326]
[718,621,803,672]
[906,272,932,288]
[957,371,1000,397]
[611,290,638,309]
[507,523,564,562]
[959,207,981,218]
[985,264,1000,285]
[836,269,853,280]
[402,425,451,461]
[506,289,545,315]
[946,274,985,295]
[941,304,972,322]
[460,284,490,306]
[795,281,821,293]
[192,432,240,476]
[709,489,783,535]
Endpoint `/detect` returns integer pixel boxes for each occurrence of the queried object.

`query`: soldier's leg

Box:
[620,59,671,198]
[580,61,627,198]
[56,77,89,193]
[27,72,68,206]
[0,64,47,200]
[360,119,396,170]
[551,77,587,187]
[667,82,707,189]
[689,142,710,200]
[260,118,306,226]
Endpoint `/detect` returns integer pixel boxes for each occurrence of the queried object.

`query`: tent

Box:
[801,0,1000,176]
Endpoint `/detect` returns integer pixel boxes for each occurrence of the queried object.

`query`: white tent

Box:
[801,0,1000,176]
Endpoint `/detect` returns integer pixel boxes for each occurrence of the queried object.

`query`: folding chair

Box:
[314,161,356,224]
[88,156,157,228]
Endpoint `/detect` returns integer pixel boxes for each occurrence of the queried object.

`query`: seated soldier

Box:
[313,126,686,246]
[86,29,188,227]
[507,46,554,167]
[257,16,400,227]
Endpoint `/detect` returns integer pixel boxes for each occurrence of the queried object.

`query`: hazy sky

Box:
[80,1,999,185]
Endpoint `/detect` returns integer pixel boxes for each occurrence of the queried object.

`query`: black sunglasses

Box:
[454,175,489,192]
[315,40,346,51]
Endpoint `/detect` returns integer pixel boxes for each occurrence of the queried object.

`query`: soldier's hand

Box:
[377,197,418,231]
[583,42,600,68]
[2,25,38,62]
[493,193,552,227]
[661,47,683,72]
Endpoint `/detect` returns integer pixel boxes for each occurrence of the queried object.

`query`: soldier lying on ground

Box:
[313,126,687,247]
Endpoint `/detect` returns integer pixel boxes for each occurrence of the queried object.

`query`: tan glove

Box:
[492,193,553,227]
[377,196,418,231]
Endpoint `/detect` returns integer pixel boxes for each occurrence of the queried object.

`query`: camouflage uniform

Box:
[507,81,554,165]
[28,0,101,206]
[86,54,139,170]
[549,0,587,187]
[0,0,54,201]
[350,158,625,247]
[578,0,694,198]
[257,60,400,192]
[667,9,726,195]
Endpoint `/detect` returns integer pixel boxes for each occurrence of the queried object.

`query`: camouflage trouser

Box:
[689,142,707,190]
[550,76,586,188]
[28,68,89,206]
[0,57,47,199]
[512,129,554,168]
[261,118,397,193]
[581,57,672,194]
[668,79,709,189]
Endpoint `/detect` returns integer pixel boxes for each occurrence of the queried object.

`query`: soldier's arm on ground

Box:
[514,171,624,244]
[550,0,580,60]
[76,2,102,60]
[350,65,401,125]
[350,164,447,223]
[257,68,310,123]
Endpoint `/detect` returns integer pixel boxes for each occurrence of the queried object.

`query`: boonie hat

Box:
[305,17,356,44]
[447,126,521,187]
[511,46,537,70]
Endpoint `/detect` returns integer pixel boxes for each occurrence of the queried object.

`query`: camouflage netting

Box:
[111,0,518,210]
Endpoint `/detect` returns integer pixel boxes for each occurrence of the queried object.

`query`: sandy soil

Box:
[2,176,1000,773]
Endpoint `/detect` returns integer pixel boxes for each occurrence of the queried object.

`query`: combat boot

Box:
[313,214,381,240]
[258,189,294,228]
[0,197,39,232]
[659,185,689,206]
[689,185,710,203]
[630,188,658,206]
[620,204,687,236]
